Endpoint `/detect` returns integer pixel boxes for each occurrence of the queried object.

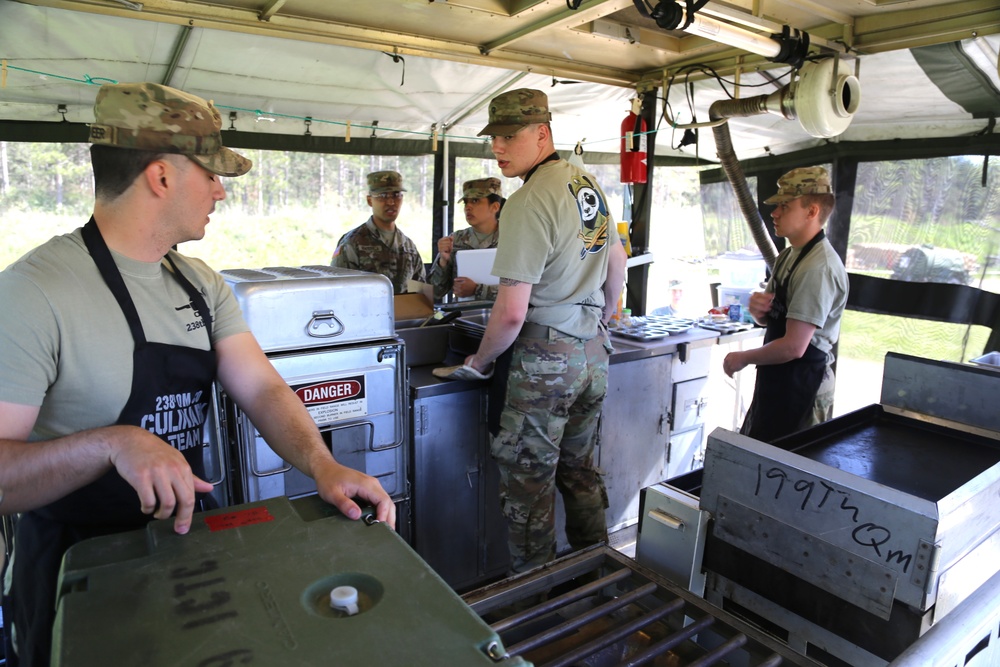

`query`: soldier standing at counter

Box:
[428,177,504,301]
[723,166,849,442]
[331,170,426,294]
[459,89,628,575]
[0,82,395,666]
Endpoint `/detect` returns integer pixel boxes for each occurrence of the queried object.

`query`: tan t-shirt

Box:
[0,228,249,440]
[491,160,619,339]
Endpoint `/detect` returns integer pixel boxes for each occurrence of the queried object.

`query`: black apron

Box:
[4,219,217,666]
[740,230,829,443]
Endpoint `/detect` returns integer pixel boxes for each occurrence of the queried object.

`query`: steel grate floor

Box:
[463,545,823,667]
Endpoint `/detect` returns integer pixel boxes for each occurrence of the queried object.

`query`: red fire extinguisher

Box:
[620,98,647,184]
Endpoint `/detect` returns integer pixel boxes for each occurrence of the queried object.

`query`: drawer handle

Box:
[648,509,685,530]
[308,310,345,338]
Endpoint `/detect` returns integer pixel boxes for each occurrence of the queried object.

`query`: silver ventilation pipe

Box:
[708,57,861,270]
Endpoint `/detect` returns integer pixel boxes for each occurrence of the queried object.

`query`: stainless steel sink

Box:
[454,308,491,329]
[396,325,452,367]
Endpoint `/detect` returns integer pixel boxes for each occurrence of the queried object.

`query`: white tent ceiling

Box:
[1,0,998,160]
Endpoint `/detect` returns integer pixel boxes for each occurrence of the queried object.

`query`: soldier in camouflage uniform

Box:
[428,177,504,301]
[723,166,849,442]
[331,170,426,294]
[462,89,628,575]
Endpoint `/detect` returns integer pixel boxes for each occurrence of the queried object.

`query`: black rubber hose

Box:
[710,96,780,270]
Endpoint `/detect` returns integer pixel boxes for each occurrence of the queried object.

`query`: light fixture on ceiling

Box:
[109,0,143,10]
[635,0,811,69]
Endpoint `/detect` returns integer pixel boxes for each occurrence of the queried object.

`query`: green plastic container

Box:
[53,495,530,666]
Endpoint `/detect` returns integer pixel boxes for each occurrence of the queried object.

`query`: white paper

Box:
[406,280,434,304]
[455,248,499,285]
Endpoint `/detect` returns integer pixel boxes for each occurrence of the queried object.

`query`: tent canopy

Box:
[1,0,998,159]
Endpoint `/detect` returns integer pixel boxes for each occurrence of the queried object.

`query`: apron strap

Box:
[777,229,826,289]
[83,218,214,344]
[82,217,146,345]
[164,254,214,341]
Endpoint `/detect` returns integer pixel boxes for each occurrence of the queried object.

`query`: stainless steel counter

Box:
[403,321,739,392]
[398,320,763,589]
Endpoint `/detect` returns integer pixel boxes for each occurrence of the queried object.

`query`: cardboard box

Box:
[394,292,434,324]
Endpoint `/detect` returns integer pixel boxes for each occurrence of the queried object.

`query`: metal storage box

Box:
[689,354,1000,665]
[53,496,529,666]
[701,412,1000,618]
[224,341,407,502]
[209,265,407,515]
[221,266,394,352]
[970,350,1000,371]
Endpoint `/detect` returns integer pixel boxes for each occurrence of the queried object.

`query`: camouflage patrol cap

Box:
[764,166,833,205]
[367,170,406,194]
[460,177,502,201]
[477,88,552,137]
[89,82,251,177]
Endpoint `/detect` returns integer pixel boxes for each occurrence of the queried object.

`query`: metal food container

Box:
[53,496,529,666]
[221,266,394,352]
[208,266,406,517]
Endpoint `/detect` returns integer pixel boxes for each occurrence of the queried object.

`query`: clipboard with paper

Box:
[455,248,499,286]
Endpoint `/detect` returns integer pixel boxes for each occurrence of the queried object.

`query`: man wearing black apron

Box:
[0,82,395,665]
[724,167,849,443]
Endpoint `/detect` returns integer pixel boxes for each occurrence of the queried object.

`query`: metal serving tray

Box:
[221,266,394,352]
[610,315,695,341]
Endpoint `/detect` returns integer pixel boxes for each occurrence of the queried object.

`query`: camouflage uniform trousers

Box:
[806,364,836,428]
[490,327,612,574]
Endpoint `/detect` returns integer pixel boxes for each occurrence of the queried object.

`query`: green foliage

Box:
[0,141,94,215]
[839,309,992,365]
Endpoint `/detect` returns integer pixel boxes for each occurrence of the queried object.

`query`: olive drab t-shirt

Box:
[0,228,249,441]
[491,160,619,340]
[765,237,848,361]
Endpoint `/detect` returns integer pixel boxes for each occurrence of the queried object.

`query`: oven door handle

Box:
[307,310,346,338]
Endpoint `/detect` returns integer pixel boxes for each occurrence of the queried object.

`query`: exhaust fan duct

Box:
[709,58,861,269]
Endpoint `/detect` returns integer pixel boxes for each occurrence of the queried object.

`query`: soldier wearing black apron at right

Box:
[723,166,849,442]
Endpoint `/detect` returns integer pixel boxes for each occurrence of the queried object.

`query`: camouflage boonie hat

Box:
[764,166,833,205]
[460,177,502,201]
[478,88,552,137]
[367,170,406,194]
[89,82,251,177]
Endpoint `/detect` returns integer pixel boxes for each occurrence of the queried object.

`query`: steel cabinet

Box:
[668,345,713,478]
[598,353,673,538]
[411,384,508,590]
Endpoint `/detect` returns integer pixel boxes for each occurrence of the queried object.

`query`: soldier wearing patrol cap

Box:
[0,82,394,666]
[723,166,849,442]
[428,177,505,301]
[331,170,426,294]
[450,88,628,577]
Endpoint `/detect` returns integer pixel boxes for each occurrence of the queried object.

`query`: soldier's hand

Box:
[748,290,774,321]
[106,426,213,535]
[437,236,454,265]
[453,277,477,298]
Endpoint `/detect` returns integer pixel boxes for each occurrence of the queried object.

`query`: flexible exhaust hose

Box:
[710,96,780,270]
